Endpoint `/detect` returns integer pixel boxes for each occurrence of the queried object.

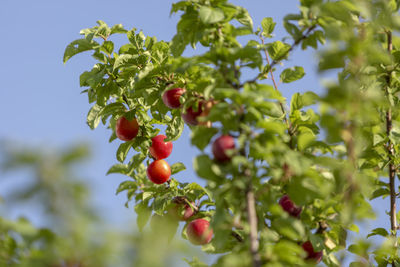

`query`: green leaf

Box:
[171,162,186,175]
[184,183,212,200]
[166,113,184,141]
[297,131,315,151]
[100,102,126,125]
[113,54,139,70]
[116,142,133,163]
[267,41,291,61]
[110,24,127,34]
[107,163,129,175]
[367,228,389,238]
[170,33,186,57]
[86,104,104,130]
[261,17,276,37]
[236,7,253,30]
[199,6,225,24]
[130,153,147,169]
[280,66,305,83]
[128,29,145,50]
[100,41,114,55]
[63,39,99,63]
[290,92,319,111]
[135,201,152,231]
[190,127,218,150]
[183,257,209,267]
[370,188,390,200]
[95,20,111,38]
[193,155,220,181]
[116,180,137,194]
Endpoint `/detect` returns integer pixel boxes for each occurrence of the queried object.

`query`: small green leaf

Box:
[135,201,152,231]
[63,39,99,63]
[191,127,218,150]
[267,41,291,61]
[116,141,133,163]
[113,54,139,70]
[107,163,129,175]
[199,6,225,24]
[86,104,103,130]
[367,228,389,238]
[100,41,114,55]
[261,17,276,37]
[193,155,220,181]
[171,162,186,175]
[116,180,137,194]
[130,153,146,169]
[100,102,126,125]
[166,113,184,141]
[280,66,305,83]
[110,24,127,34]
[290,92,319,111]
[236,7,253,30]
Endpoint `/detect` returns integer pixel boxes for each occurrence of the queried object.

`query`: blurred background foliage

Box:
[0,142,197,267]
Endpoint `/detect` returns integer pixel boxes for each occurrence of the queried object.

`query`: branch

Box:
[236,109,261,267]
[241,24,317,86]
[385,31,397,249]
[246,179,262,267]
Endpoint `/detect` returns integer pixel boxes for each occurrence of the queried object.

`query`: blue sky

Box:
[0,0,391,264]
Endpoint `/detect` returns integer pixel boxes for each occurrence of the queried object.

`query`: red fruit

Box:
[162,88,186,109]
[115,116,139,141]
[170,202,195,221]
[149,134,173,160]
[212,135,235,162]
[187,219,213,245]
[182,101,204,126]
[302,241,323,263]
[279,195,302,218]
[147,160,171,184]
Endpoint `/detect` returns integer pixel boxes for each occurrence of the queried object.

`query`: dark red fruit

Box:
[182,101,204,126]
[170,202,195,221]
[149,134,173,160]
[162,88,185,109]
[115,116,139,141]
[212,135,235,162]
[147,159,171,184]
[187,218,213,245]
[279,195,302,218]
[302,241,323,263]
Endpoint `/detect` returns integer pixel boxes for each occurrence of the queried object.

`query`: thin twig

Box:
[241,25,316,87]
[260,35,287,121]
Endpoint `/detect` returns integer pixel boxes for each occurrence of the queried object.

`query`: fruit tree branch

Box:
[385,30,397,249]
[246,178,261,267]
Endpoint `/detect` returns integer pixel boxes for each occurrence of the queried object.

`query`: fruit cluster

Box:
[112,88,220,245]
[279,195,322,263]
[114,88,323,260]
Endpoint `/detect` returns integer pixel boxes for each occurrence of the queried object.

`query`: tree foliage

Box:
[62,0,400,266]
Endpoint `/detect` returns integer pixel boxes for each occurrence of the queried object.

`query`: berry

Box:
[149,134,173,160]
[186,218,213,245]
[147,159,171,184]
[115,116,139,141]
[162,88,185,109]
[212,135,235,162]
